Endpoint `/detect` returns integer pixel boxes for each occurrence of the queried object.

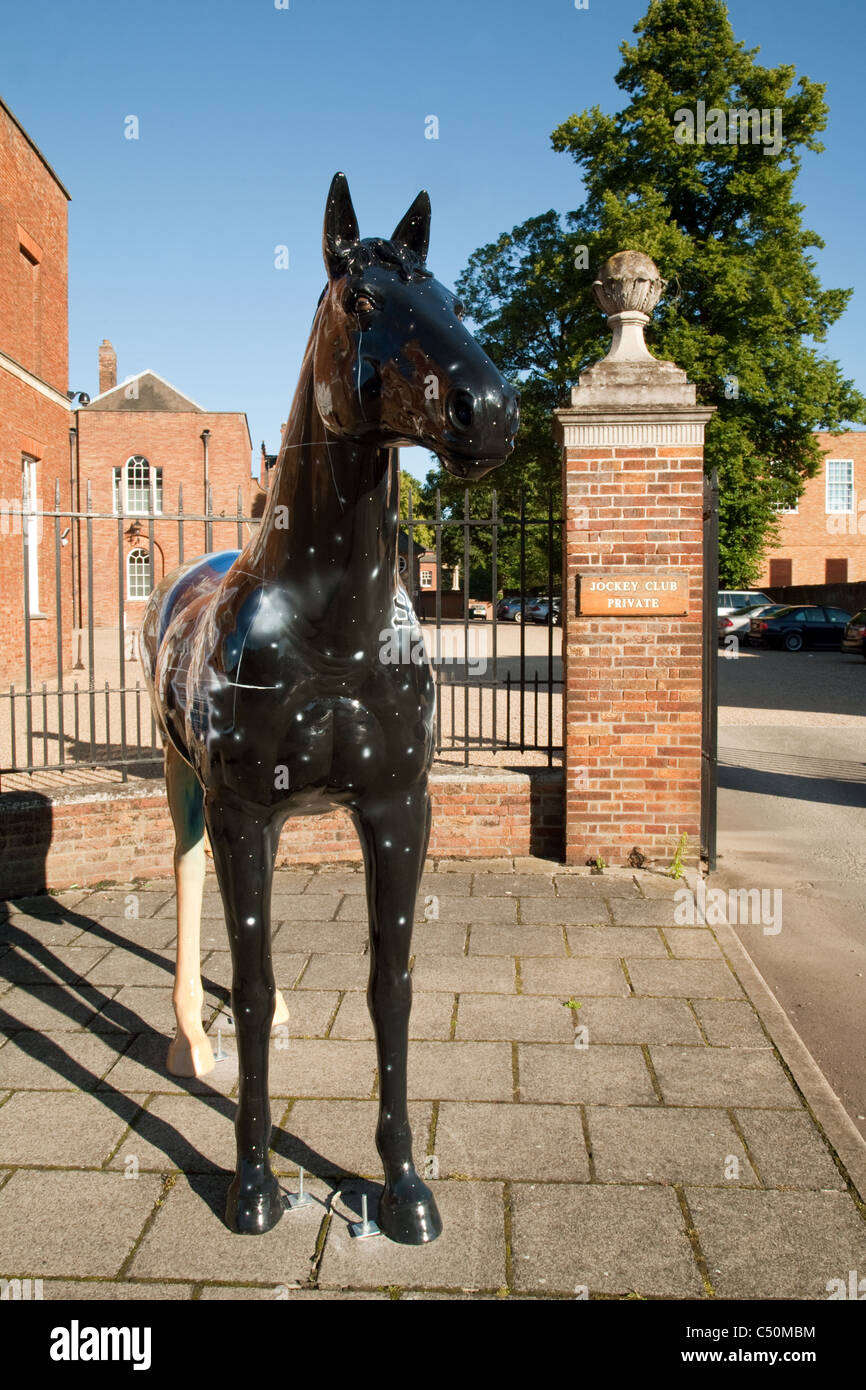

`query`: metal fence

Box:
[1,481,563,786]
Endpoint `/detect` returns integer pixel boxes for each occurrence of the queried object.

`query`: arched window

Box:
[127,547,152,599]
[113,456,162,515]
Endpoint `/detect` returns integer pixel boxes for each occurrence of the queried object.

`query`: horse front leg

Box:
[204,792,284,1235]
[352,788,442,1244]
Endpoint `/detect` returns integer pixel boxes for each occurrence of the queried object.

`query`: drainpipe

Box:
[200,428,211,552]
[69,422,84,669]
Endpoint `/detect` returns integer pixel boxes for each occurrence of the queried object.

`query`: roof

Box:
[0,95,71,200]
[86,370,206,413]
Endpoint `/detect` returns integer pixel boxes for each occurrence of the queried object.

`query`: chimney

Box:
[98,339,117,395]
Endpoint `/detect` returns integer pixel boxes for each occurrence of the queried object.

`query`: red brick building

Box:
[756,432,866,587]
[0,97,72,681]
[75,341,258,636]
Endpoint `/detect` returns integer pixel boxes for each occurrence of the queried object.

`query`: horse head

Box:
[312,172,519,480]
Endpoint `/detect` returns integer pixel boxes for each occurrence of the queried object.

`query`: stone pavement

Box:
[1,859,865,1301]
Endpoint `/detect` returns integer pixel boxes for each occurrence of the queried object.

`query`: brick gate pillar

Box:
[554,252,715,867]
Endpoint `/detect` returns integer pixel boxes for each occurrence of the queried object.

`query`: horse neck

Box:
[245,349,400,633]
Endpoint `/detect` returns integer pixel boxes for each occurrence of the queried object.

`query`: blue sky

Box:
[2,0,864,482]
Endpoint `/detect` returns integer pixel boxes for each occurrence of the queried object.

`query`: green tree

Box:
[398,470,434,550]
[428,0,865,585]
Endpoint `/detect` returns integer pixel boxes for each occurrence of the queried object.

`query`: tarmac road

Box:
[715,644,866,1140]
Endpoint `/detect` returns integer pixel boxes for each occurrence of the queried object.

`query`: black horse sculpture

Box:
[141,173,518,1243]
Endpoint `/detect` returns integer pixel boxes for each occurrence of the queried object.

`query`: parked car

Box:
[748,604,853,652]
[467,599,488,621]
[526,596,562,626]
[717,589,773,617]
[841,609,866,659]
[496,596,529,622]
[718,603,787,641]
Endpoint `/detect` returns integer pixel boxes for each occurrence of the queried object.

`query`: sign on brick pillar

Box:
[554,252,715,867]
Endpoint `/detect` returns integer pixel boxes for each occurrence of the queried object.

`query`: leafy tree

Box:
[425,0,865,585]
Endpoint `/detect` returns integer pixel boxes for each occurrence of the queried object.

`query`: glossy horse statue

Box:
[140,173,518,1242]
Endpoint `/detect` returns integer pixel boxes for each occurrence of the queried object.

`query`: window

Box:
[826,460,854,514]
[826,608,851,624]
[114,456,162,514]
[127,547,152,599]
[420,569,434,588]
[769,559,792,587]
[22,455,41,614]
[825,558,848,584]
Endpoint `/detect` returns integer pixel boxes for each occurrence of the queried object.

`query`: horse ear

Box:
[323,172,360,276]
[392,190,431,263]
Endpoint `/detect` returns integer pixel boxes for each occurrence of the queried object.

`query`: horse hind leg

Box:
[164,744,215,1078]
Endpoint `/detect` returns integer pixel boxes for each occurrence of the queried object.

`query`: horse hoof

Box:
[225,1175,284,1235]
[166,1030,215,1078]
[378,1173,443,1245]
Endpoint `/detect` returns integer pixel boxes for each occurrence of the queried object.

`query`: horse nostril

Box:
[447,389,475,433]
[505,395,520,437]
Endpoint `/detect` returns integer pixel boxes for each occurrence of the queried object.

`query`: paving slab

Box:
[128,1174,329,1284]
[0,1169,163,1278]
[510,1184,704,1296]
[0,1030,132,1090]
[686,1189,866,1299]
[318,1181,506,1291]
[1,918,93,947]
[85,948,177,987]
[0,946,110,986]
[413,897,520,925]
[0,1089,141,1167]
[587,1106,757,1185]
[435,1102,589,1180]
[609,898,681,926]
[565,926,667,957]
[692,999,770,1048]
[267,1039,377,1098]
[418,875,472,897]
[519,899,612,926]
[98,1032,238,1096]
[410,955,516,994]
[210,990,339,1040]
[519,958,628,997]
[455,994,573,1043]
[408,922,469,954]
[554,875,641,898]
[474,875,556,897]
[296,953,368,991]
[270,922,367,952]
[575,998,704,1045]
[518,1044,657,1105]
[330,991,453,1041]
[0,984,116,1032]
[407,1042,514,1101]
[627,959,744,999]
[199,1285,388,1299]
[273,1099,433,1178]
[734,1109,846,1191]
[107,1093,238,1174]
[43,1280,193,1299]
[650,1046,801,1108]
[207,950,310,992]
[661,928,724,959]
[468,924,566,957]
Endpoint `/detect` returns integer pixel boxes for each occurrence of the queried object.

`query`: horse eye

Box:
[353,295,377,316]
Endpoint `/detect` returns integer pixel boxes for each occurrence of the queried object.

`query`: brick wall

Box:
[755,432,866,587]
[0,100,72,682]
[0,100,69,391]
[0,768,564,897]
[559,440,705,866]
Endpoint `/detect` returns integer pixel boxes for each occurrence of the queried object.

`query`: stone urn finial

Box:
[592,251,666,362]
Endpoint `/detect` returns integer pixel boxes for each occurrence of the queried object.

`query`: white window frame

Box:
[420,568,434,588]
[22,454,42,615]
[826,459,854,514]
[126,547,152,599]
[114,456,162,515]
